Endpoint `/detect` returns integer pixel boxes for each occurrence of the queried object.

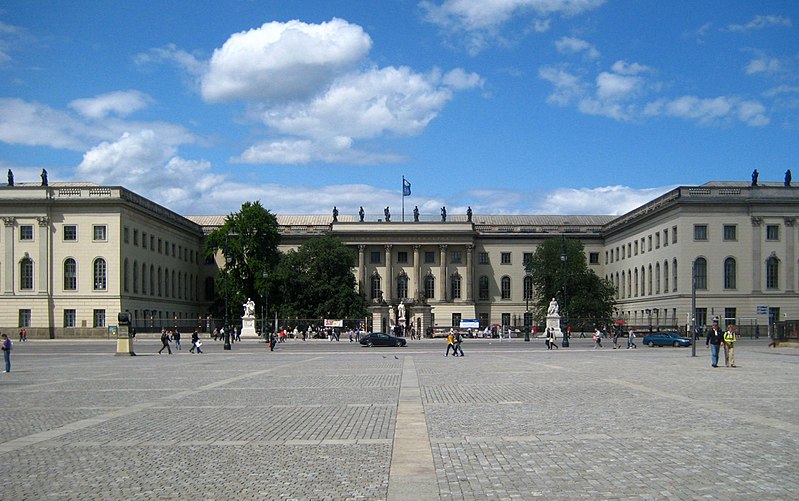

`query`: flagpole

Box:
[401,176,405,222]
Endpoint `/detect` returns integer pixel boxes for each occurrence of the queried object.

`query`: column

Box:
[751,217,763,292]
[358,245,366,294]
[465,244,474,301]
[3,217,15,294]
[785,218,796,292]
[37,217,50,294]
[439,244,447,301]
[384,244,392,302]
[413,245,421,301]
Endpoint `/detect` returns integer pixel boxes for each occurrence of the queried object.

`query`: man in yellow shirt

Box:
[723,325,737,368]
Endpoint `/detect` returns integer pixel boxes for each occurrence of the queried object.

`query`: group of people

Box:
[705,319,737,368]
[158,328,203,354]
[444,330,465,356]
[211,326,240,342]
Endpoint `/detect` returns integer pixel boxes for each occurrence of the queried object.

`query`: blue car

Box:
[642,331,692,347]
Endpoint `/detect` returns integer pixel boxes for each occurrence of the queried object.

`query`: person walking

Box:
[454,331,464,357]
[724,324,737,367]
[627,331,637,349]
[172,329,181,350]
[547,328,559,350]
[593,328,603,349]
[1,333,11,372]
[158,329,172,354]
[445,331,456,357]
[190,330,203,354]
[706,319,724,368]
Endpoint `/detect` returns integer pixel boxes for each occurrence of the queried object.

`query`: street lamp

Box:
[223,250,232,350]
[560,234,568,328]
[262,271,268,342]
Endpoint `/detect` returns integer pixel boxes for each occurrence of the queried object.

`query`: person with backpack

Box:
[158,329,172,355]
[2,333,11,372]
[454,331,464,357]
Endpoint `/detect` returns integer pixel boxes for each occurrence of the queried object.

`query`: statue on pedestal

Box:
[243,298,255,317]
[384,206,391,222]
[332,206,338,222]
[547,298,559,316]
[359,206,365,222]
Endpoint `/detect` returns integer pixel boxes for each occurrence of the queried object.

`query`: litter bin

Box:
[524,330,530,342]
[562,332,570,348]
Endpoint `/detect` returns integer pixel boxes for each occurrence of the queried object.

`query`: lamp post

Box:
[223,250,232,350]
[262,271,268,342]
[691,259,697,357]
[560,234,568,329]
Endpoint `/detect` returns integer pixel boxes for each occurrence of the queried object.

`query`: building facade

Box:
[1,180,796,337]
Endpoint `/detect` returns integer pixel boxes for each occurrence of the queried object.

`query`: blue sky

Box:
[1,1,797,217]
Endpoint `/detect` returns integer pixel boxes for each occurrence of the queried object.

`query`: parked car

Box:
[642,331,692,347]
[359,332,407,347]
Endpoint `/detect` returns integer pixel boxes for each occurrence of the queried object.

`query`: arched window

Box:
[93,258,107,290]
[766,255,779,289]
[451,272,462,300]
[20,257,34,290]
[478,275,490,301]
[640,266,646,296]
[621,270,626,298]
[523,274,533,301]
[157,267,163,296]
[424,273,435,299]
[634,268,639,297]
[63,258,76,290]
[647,264,653,295]
[723,257,737,289]
[142,263,148,295]
[694,257,707,290]
[177,272,182,299]
[171,270,176,298]
[663,261,669,293]
[164,268,169,297]
[672,259,678,292]
[654,262,660,294]
[123,259,129,292]
[396,272,408,300]
[501,276,511,300]
[150,265,155,296]
[133,260,139,293]
[627,270,632,298]
[370,273,382,300]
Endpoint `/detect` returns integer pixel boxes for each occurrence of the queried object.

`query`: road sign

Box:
[756,305,768,315]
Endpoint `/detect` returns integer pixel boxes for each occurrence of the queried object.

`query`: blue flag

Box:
[403,178,411,196]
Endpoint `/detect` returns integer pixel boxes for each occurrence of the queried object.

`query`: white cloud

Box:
[420,0,605,53]
[646,95,769,127]
[201,18,372,103]
[532,185,675,215]
[745,56,782,75]
[133,43,206,77]
[555,36,600,60]
[595,71,643,101]
[538,66,584,105]
[0,98,95,150]
[69,90,153,119]
[728,15,792,33]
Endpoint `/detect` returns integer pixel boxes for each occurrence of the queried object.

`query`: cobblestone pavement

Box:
[0,337,797,500]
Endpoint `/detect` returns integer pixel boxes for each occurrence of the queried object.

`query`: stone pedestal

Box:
[546,314,562,337]
[241,315,257,338]
[115,325,135,356]
[368,304,390,333]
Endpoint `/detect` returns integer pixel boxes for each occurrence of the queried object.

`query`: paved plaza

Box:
[0,336,797,500]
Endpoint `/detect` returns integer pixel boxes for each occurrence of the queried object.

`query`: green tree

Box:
[204,201,281,321]
[525,237,615,326]
[271,235,367,320]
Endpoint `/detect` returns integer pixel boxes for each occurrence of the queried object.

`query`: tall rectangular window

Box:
[64,258,77,290]
[663,229,669,246]
[672,226,678,244]
[766,225,780,241]
[93,225,107,241]
[63,225,78,241]
[18,309,31,327]
[133,229,139,246]
[64,309,76,328]
[724,308,736,326]
[93,309,106,328]
[20,225,33,241]
[589,252,599,264]
[723,225,737,241]
[450,250,462,264]
[370,251,381,264]
[123,227,129,243]
[478,252,489,265]
[424,251,435,264]
[451,313,462,328]
[501,252,511,264]
[20,258,33,290]
[397,251,408,264]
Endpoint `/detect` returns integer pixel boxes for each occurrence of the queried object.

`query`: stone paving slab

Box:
[1,339,797,500]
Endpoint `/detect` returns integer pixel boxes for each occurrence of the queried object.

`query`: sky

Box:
[1,0,797,218]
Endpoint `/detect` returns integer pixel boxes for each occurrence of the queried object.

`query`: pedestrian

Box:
[593,328,602,349]
[172,329,181,350]
[189,330,202,353]
[548,328,559,350]
[627,331,637,349]
[612,328,620,349]
[445,331,456,357]
[454,331,464,357]
[269,333,276,351]
[724,324,737,367]
[234,326,240,342]
[158,329,172,354]
[767,328,778,348]
[19,328,27,342]
[1,333,11,372]
[706,319,724,368]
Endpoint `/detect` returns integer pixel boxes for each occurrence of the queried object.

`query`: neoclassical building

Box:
[1,180,796,337]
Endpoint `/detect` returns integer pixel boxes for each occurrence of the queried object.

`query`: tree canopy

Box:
[270,235,367,320]
[525,237,616,326]
[204,201,281,320]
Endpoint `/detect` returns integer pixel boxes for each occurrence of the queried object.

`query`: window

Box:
[723,225,737,241]
[766,256,779,289]
[142,263,148,294]
[655,232,660,249]
[478,276,489,301]
[523,274,533,300]
[424,251,435,264]
[766,225,780,241]
[724,257,736,289]
[142,232,147,249]
[93,309,106,328]
[696,308,707,328]
[63,258,77,290]
[501,276,511,299]
[124,227,129,243]
[523,252,533,268]
[20,257,33,290]
[133,229,139,246]
[93,225,107,241]
[655,263,661,294]
[424,274,435,299]
[18,309,31,328]
[123,259,129,292]
[20,225,33,241]
[63,225,77,241]
[172,243,176,257]
[397,251,408,264]
[157,267,163,296]
[133,261,139,293]
[501,252,511,264]
[150,235,154,250]
[396,273,408,299]
[371,273,382,300]
[647,236,652,251]
[451,313,461,328]
[663,229,668,247]
[589,252,599,265]
[93,258,107,290]
[501,313,510,327]
[663,261,669,293]
[478,252,489,265]
[694,257,707,290]
[724,308,737,326]
[451,250,462,264]
[672,226,678,244]
[647,264,653,295]
[450,273,461,299]
[672,259,678,292]
[63,309,76,328]
[158,238,163,253]
[693,225,707,241]
[370,251,381,264]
